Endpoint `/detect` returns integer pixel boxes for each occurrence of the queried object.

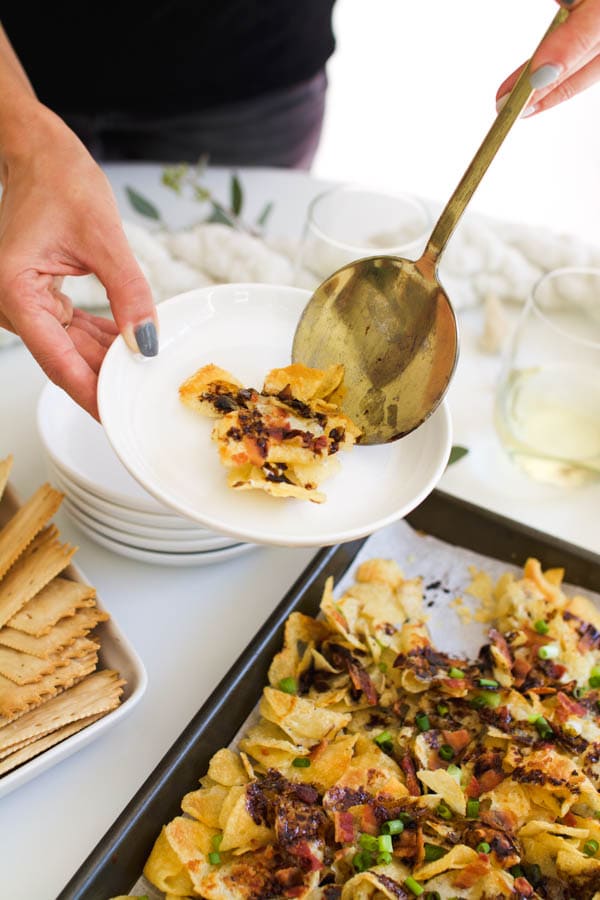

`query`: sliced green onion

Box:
[573,685,585,699]
[398,812,414,825]
[377,834,393,853]
[424,843,446,861]
[534,619,549,635]
[436,802,452,820]
[470,691,501,709]
[584,839,599,857]
[589,667,600,688]
[538,643,559,660]
[352,850,373,872]
[211,834,223,850]
[509,865,523,878]
[534,715,554,739]
[416,713,430,732]
[374,730,393,746]
[381,819,404,835]
[208,851,221,865]
[377,851,392,865]
[448,667,465,679]
[478,678,499,689]
[404,877,424,896]
[476,841,491,854]
[425,893,441,900]
[378,661,388,672]
[436,702,449,716]
[292,757,310,767]
[439,744,455,761]
[466,799,480,818]
[447,764,462,783]
[279,676,297,694]
[359,833,379,851]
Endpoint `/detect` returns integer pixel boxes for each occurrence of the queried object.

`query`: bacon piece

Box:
[276,867,304,888]
[400,753,421,796]
[555,691,586,722]
[478,769,505,793]
[452,856,491,888]
[289,840,323,871]
[465,776,481,798]
[481,808,517,832]
[359,804,378,836]
[333,811,355,844]
[489,628,512,667]
[512,656,532,686]
[347,660,378,705]
[513,877,534,897]
[442,729,471,754]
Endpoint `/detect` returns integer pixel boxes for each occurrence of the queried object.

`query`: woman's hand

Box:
[496,0,600,116]
[0,102,157,419]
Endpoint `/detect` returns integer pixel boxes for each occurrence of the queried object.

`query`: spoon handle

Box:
[422,7,568,268]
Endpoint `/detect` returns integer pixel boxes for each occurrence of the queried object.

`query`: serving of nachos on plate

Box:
[179,363,362,503]
[139,555,600,899]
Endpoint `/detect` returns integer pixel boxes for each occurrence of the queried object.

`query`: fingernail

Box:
[134,321,158,357]
[521,104,537,118]
[529,63,562,90]
[496,93,509,114]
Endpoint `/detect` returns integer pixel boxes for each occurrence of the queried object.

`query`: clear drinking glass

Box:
[295,184,431,285]
[494,266,600,486]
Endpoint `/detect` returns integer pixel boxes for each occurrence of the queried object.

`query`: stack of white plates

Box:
[36,383,256,567]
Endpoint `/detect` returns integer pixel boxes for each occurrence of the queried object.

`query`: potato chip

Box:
[260,686,351,746]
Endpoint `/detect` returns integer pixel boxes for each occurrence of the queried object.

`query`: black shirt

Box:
[2,1,336,117]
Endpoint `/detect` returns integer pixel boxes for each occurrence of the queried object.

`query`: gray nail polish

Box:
[529,64,561,90]
[134,322,158,357]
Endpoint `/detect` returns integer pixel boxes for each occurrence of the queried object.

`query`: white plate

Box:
[37,383,179,515]
[46,462,198,530]
[63,497,239,552]
[49,465,219,539]
[98,283,452,548]
[65,510,257,567]
[0,485,147,800]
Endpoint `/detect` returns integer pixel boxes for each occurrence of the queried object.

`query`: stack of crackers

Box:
[0,455,124,777]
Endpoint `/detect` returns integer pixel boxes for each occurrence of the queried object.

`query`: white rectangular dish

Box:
[0,482,148,799]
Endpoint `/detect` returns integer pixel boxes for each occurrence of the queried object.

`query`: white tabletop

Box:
[1,164,599,900]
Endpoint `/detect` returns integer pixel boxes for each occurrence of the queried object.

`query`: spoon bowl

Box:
[293,8,568,444]
[292,254,457,444]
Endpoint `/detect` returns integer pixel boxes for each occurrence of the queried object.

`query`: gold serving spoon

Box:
[293,8,568,444]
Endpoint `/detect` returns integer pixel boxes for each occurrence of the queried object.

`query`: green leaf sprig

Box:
[125,158,274,236]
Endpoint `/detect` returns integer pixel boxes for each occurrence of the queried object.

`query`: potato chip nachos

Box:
[179,363,362,503]
[141,556,600,899]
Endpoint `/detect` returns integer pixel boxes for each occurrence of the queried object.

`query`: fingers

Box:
[17,307,100,418]
[526,50,600,114]
[530,0,600,79]
[496,0,600,113]
[90,224,158,358]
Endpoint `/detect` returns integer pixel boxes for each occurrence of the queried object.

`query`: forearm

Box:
[0,24,46,169]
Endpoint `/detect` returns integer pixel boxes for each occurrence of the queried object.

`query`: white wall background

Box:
[313,0,600,244]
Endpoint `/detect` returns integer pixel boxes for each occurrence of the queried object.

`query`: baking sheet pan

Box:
[58,489,600,899]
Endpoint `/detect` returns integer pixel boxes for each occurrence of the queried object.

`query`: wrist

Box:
[0,99,61,169]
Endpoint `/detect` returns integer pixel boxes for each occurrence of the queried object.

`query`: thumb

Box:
[92,230,158,357]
